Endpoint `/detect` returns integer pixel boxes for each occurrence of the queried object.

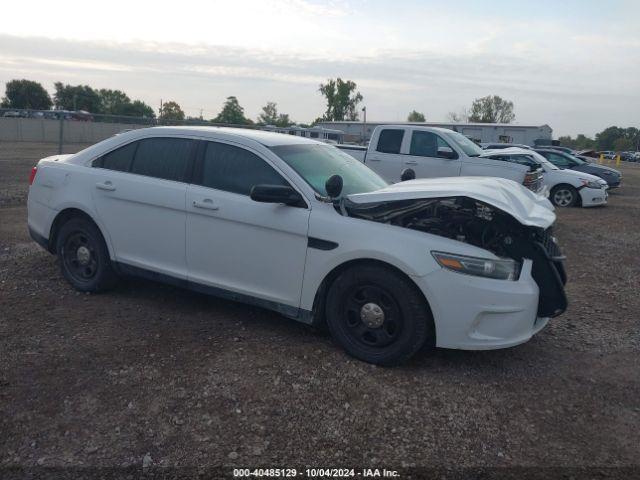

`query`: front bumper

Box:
[579,186,608,207]
[413,259,551,350]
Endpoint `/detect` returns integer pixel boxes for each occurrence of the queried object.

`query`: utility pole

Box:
[159,99,163,124]
[361,106,367,145]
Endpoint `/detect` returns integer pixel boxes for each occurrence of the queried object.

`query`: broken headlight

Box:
[432,251,520,281]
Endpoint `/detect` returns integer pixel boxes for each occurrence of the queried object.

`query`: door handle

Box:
[404,160,418,165]
[192,199,219,211]
[95,181,116,191]
[368,157,381,162]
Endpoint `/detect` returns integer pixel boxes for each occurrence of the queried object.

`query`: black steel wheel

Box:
[344,284,403,349]
[326,264,434,366]
[56,217,117,292]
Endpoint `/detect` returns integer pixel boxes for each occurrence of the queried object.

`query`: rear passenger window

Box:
[199,142,288,195]
[130,138,193,182]
[376,129,404,154]
[94,142,137,172]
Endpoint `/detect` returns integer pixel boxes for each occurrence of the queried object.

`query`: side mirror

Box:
[400,168,416,181]
[250,185,305,207]
[325,174,343,199]
[437,147,457,159]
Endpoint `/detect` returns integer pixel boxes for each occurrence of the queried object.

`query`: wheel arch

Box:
[48,207,113,256]
[309,258,434,333]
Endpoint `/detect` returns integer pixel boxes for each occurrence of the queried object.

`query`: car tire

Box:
[56,217,118,292]
[325,264,434,366]
[550,185,578,207]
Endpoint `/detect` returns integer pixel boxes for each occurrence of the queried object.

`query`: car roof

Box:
[379,124,456,135]
[126,126,323,147]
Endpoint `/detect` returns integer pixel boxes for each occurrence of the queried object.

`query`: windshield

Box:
[270,144,388,197]
[446,131,485,157]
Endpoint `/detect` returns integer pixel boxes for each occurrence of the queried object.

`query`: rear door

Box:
[91,137,195,278]
[185,140,310,309]
[364,128,406,182]
[404,129,461,179]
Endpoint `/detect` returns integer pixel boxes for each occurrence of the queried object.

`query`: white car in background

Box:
[27,127,567,365]
[482,148,608,208]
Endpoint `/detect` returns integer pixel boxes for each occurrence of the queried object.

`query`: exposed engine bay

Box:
[342,196,568,318]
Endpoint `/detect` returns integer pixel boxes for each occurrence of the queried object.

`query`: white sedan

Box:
[27,127,567,365]
[482,148,608,207]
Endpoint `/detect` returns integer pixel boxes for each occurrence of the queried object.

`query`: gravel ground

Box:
[1,142,639,477]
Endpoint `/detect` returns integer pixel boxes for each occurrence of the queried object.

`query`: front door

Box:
[186,140,310,309]
[404,129,461,178]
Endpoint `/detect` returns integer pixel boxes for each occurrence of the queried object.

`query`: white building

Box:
[317,121,553,146]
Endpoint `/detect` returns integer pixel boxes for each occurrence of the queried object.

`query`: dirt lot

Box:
[1,142,639,476]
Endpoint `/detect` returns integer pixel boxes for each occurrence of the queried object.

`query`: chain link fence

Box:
[0,108,264,155]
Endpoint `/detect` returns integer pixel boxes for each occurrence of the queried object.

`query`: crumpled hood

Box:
[347,177,556,228]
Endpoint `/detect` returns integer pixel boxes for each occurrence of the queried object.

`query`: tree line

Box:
[558,127,640,152]
[1,77,515,127]
[1,79,156,118]
[2,78,636,150]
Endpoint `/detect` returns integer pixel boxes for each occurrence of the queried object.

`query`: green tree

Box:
[160,101,185,122]
[53,82,101,112]
[213,96,249,124]
[121,100,155,118]
[595,126,624,150]
[467,95,515,123]
[258,101,279,124]
[275,113,292,127]
[1,79,52,110]
[318,78,363,121]
[613,137,633,151]
[558,134,597,150]
[98,89,131,114]
[407,110,426,122]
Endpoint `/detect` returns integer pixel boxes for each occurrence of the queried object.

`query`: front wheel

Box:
[56,217,118,292]
[551,185,578,207]
[325,264,434,366]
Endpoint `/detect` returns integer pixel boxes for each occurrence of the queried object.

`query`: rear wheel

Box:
[325,264,434,366]
[56,217,117,292]
[551,185,578,207]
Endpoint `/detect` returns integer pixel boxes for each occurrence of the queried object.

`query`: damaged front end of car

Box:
[342,194,567,318]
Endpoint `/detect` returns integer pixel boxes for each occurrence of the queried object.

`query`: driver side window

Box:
[197,142,289,195]
[409,131,453,157]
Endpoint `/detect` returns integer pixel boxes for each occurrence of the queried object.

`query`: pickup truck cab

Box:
[338,125,544,194]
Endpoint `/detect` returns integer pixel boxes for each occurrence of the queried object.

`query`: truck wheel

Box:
[325,264,434,366]
[551,185,578,207]
[56,217,118,292]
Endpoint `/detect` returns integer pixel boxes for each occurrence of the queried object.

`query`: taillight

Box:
[29,166,38,185]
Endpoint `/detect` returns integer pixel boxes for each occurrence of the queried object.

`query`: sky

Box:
[0,0,638,137]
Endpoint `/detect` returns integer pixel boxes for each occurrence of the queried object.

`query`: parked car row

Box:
[1,109,94,121]
[336,125,622,208]
[27,126,568,365]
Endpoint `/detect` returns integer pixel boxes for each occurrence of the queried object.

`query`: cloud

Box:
[0,31,637,136]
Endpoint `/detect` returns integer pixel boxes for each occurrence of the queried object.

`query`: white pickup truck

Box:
[337,125,544,194]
